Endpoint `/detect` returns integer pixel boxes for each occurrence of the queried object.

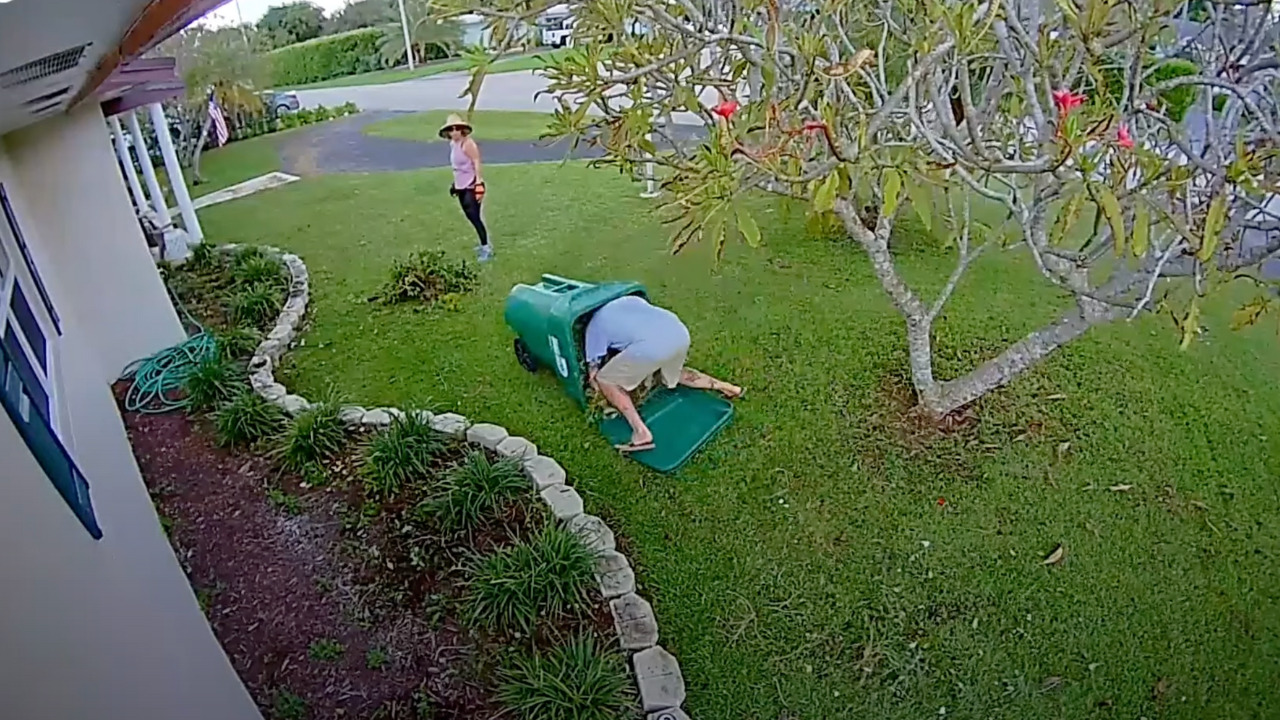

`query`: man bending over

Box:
[585,295,743,453]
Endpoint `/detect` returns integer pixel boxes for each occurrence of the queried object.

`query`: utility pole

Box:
[397,0,416,70]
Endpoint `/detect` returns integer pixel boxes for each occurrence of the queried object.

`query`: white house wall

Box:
[3,103,184,383]
[0,110,261,720]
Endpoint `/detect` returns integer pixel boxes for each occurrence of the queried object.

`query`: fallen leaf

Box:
[1043,544,1066,565]
[1109,484,1133,492]
[1046,393,1067,400]
[1056,441,1072,459]
[1153,677,1171,703]
[1041,676,1063,691]
[1190,500,1208,510]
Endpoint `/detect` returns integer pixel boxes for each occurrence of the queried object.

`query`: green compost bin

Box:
[503,274,733,473]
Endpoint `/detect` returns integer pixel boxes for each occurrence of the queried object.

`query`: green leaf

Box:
[1131,203,1150,257]
[714,217,728,259]
[1179,298,1200,350]
[1095,186,1125,256]
[737,208,762,248]
[882,169,903,219]
[813,172,839,214]
[1199,193,1227,262]
[1052,193,1083,245]
[1230,296,1271,330]
[905,177,933,233]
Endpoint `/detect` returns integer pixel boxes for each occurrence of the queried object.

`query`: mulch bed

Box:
[118,381,612,720]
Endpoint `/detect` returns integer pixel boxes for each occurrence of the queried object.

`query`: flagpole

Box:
[234,0,248,45]
[397,0,416,70]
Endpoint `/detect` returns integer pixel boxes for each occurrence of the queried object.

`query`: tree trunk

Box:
[189,113,213,185]
[919,304,1124,417]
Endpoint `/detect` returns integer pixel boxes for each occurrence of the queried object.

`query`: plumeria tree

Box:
[451,0,1280,417]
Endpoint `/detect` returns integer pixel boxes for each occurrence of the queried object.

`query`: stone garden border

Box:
[218,244,691,720]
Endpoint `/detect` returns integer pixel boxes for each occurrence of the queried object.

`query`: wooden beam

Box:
[72,0,226,107]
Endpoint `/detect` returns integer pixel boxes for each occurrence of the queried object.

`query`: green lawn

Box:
[285,49,567,90]
[363,110,552,143]
[190,133,285,197]
[198,163,1280,719]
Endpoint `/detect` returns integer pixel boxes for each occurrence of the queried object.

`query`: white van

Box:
[538,4,574,47]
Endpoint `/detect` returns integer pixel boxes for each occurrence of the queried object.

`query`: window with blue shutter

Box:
[0,183,99,538]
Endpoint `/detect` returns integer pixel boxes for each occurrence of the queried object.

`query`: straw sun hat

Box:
[438,113,473,139]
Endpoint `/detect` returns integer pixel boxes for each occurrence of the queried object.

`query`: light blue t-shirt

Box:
[584,295,690,366]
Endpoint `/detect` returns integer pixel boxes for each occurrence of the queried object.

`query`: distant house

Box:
[1,1,261,719]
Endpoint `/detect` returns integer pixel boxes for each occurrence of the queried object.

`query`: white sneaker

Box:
[476,244,494,263]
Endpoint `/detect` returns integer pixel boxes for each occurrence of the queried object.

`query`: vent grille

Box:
[23,86,71,107]
[0,44,91,90]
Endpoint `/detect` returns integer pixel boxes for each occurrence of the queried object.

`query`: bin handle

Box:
[540,273,586,291]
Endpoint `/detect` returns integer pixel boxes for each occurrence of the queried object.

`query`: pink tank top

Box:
[450,139,476,189]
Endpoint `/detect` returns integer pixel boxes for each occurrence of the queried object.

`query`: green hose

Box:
[119,283,221,413]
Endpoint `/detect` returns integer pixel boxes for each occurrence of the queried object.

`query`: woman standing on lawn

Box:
[440,114,492,262]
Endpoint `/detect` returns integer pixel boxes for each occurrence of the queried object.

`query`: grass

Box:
[179,132,286,199]
[425,450,528,532]
[466,524,597,633]
[496,635,636,720]
[363,411,446,498]
[200,162,1280,719]
[363,110,554,144]
[307,638,346,661]
[284,49,568,90]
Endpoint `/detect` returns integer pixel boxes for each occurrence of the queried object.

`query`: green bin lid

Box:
[599,386,734,473]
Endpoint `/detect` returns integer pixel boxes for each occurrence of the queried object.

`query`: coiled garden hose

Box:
[119,283,220,413]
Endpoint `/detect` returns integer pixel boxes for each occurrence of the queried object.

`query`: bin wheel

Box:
[514,338,538,373]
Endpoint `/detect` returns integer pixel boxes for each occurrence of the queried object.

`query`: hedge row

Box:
[268,28,384,87]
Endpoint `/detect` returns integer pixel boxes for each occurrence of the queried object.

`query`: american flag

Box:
[208,92,229,147]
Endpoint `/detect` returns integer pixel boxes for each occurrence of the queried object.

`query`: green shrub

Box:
[424,451,526,531]
[363,411,445,498]
[213,327,262,361]
[232,253,287,289]
[1148,58,1199,123]
[269,28,385,86]
[230,283,283,329]
[466,525,596,633]
[183,356,243,412]
[307,638,345,661]
[186,242,220,274]
[214,391,285,447]
[274,394,347,472]
[378,250,478,306]
[497,635,637,720]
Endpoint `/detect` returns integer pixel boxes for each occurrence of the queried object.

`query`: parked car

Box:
[260,91,300,116]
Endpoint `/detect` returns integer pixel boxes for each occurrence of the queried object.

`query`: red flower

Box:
[1051,88,1087,115]
[937,497,947,507]
[712,100,740,120]
[1116,123,1134,150]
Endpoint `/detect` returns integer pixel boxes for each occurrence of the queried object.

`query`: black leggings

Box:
[454,188,488,246]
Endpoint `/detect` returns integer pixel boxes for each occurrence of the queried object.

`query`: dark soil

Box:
[118,382,613,720]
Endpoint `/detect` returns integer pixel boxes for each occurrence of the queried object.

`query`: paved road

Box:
[295,69,713,124]
[277,110,704,175]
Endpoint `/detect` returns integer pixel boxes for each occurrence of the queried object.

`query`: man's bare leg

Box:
[679,368,743,399]
[595,379,654,449]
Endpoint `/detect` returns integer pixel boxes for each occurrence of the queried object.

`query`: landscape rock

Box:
[539,484,584,520]
[284,295,307,315]
[410,409,434,423]
[280,394,311,416]
[430,412,469,438]
[267,324,294,344]
[249,369,274,391]
[567,514,616,554]
[256,338,283,360]
[523,455,566,490]
[248,354,271,373]
[633,646,685,711]
[361,408,392,427]
[259,383,287,403]
[338,406,366,425]
[277,310,300,329]
[595,549,630,575]
[467,423,509,449]
[496,435,537,460]
[597,565,636,598]
[384,407,405,421]
[611,593,659,650]
[648,710,692,720]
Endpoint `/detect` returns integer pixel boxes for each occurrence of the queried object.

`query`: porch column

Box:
[107,116,147,213]
[148,102,202,243]
[125,110,172,227]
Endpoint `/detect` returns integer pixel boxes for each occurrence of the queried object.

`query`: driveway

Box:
[295,69,714,124]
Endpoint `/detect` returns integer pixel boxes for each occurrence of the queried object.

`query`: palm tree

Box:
[378,0,463,68]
